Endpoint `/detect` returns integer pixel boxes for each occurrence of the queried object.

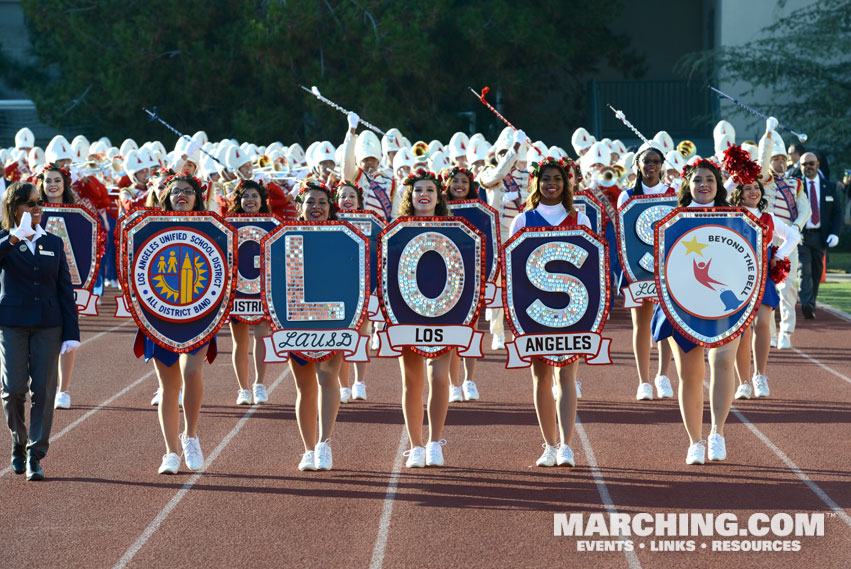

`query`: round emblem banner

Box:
[655,208,766,347]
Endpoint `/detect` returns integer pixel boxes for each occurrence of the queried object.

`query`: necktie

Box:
[809,180,820,225]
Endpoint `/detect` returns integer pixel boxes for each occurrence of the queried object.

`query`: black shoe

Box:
[802,304,815,319]
[11,445,25,475]
[25,455,43,481]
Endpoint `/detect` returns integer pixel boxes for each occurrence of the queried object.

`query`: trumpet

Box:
[593,167,620,188]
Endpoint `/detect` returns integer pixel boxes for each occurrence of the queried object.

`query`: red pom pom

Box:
[722,145,760,186]
[769,246,791,284]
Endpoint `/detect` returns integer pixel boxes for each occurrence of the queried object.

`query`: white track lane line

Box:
[702,381,851,528]
[111,367,291,569]
[80,319,133,347]
[368,428,410,569]
[0,368,155,478]
[575,416,643,569]
[790,347,851,384]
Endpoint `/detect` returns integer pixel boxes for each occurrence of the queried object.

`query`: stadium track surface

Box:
[1,289,849,568]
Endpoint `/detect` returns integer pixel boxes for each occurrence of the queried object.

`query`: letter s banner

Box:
[260,221,370,363]
[122,211,237,352]
[655,208,766,347]
[40,204,106,315]
[377,217,485,358]
[447,200,502,307]
[501,226,612,368]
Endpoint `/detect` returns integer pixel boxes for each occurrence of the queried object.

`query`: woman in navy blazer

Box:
[0,181,79,480]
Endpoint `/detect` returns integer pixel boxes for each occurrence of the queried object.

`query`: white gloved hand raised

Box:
[347,112,360,130]
[503,191,520,202]
[11,212,36,240]
[513,129,528,146]
[826,234,839,247]
[60,340,81,355]
[766,116,779,133]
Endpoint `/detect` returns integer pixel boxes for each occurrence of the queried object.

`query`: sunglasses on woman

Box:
[21,199,45,207]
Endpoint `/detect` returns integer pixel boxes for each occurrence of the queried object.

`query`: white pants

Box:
[770,247,800,339]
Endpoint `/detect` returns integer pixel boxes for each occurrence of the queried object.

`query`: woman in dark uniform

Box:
[0,181,79,480]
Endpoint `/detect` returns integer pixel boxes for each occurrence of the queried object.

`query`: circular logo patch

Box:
[133,228,227,322]
[665,224,759,319]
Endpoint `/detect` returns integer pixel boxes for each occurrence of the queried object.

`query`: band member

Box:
[443,167,482,402]
[291,181,345,471]
[142,175,214,474]
[342,113,398,221]
[227,180,273,406]
[395,170,454,468]
[729,174,800,399]
[478,128,528,351]
[615,146,677,401]
[334,181,371,403]
[509,158,591,468]
[0,182,79,480]
[651,161,739,465]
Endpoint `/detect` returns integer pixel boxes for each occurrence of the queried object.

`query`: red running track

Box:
[0,289,849,568]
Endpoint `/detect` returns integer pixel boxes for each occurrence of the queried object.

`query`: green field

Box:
[826,251,851,273]
[819,282,851,314]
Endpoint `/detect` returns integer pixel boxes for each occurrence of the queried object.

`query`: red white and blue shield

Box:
[261,221,370,363]
[616,195,678,307]
[655,208,766,347]
[377,218,485,358]
[572,191,605,235]
[40,204,105,315]
[225,214,282,324]
[123,212,237,352]
[115,207,158,318]
[448,199,502,308]
[502,227,612,368]
[337,210,387,321]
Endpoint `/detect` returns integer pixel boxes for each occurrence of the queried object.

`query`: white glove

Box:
[11,212,36,240]
[503,191,520,202]
[826,234,839,247]
[766,116,778,133]
[60,340,80,355]
[513,130,528,146]
[347,112,360,129]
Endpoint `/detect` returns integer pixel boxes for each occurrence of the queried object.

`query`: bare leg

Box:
[630,301,655,385]
[669,339,705,445]
[656,340,673,378]
[734,326,753,386]
[708,337,740,437]
[400,349,425,448]
[229,321,251,390]
[449,350,462,387]
[531,359,558,446]
[180,351,206,439]
[462,357,477,382]
[58,351,75,392]
[316,353,343,441]
[290,360,319,452]
[426,350,452,442]
[338,361,351,389]
[251,321,270,384]
[555,361,579,446]
[154,359,182,454]
[752,305,772,375]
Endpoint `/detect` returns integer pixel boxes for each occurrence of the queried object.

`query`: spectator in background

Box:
[786,144,805,178]
[797,153,843,320]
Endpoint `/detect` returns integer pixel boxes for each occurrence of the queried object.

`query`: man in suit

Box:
[797,153,843,319]
[786,143,805,178]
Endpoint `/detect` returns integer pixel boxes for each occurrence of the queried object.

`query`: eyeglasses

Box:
[642,159,663,165]
[801,161,817,166]
[21,199,45,207]
[169,188,195,196]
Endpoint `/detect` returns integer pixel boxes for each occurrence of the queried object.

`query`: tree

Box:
[678,0,851,174]
[7,0,643,148]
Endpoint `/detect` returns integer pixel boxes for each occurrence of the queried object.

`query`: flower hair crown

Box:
[163,173,203,190]
[39,162,71,180]
[447,166,476,181]
[403,168,442,188]
[531,156,576,178]
[333,180,362,199]
[295,179,332,202]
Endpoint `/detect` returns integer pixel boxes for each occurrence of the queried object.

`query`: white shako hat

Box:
[15,127,35,150]
[355,131,382,162]
[447,132,469,159]
[312,141,337,165]
[27,147,45,170]
[428,139,445,156]
[580,141,611,172]
[665,150,686,172]
[120,138,139,157]
[45,135,73,163]
[466,140,490,164]
[759,132,787,159]
[428,150,449,172]
[652,131,675,155]
[713,120,736,148]
[381,128,403,158]
[571,127,595,155]
[304,141,320,169]
[287,143,307,167]
[123,150,147,175]
[226,145,251,170]
[393,146,415,173]
[548,145,568,161]
[714,132,735,161]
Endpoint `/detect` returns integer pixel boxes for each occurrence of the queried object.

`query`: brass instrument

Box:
[677,140,696,159]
